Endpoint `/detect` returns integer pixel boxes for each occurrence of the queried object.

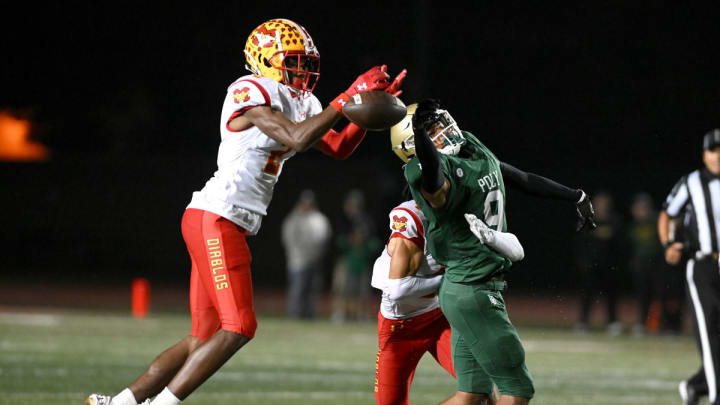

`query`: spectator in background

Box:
[331,189,381,322]
[627,192,663,336]
[574,191,626,336]
[281,190,331,319]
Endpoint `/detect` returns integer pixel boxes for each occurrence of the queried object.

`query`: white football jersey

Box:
[371,200,443,320]
[187,75,322,234]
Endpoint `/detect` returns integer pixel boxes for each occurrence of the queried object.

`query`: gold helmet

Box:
[244,19,320,93]
[390,103,418,163]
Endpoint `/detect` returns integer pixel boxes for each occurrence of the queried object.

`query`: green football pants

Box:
[439,278,534,399]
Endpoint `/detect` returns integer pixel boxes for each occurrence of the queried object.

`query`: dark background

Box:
[2,2,718,292]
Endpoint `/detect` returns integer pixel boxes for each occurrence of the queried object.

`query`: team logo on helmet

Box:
[251,25,278,48]
[392,215,408,232]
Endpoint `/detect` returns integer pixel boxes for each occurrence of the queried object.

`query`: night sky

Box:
[2,2,719,289]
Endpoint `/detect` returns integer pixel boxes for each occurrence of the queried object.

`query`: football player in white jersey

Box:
[86,18,405,405]
[371,199,522,405]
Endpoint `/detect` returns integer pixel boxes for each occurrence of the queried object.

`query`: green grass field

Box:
[0,309,702,405]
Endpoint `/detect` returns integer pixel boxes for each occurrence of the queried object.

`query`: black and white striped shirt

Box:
[664,168,720,255]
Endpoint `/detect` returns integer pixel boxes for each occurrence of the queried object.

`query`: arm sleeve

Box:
[414,125,445,194]
[487,230,525,262]
[315,122,367,160]
[385,274,443,300]
[663,176,689,217]
[500,161,582,202]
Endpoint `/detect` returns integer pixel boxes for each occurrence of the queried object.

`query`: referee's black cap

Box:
[703,129,720,150]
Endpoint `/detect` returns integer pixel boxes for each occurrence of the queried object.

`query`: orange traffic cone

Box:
[132,278,150,318]
[646,300,661,333]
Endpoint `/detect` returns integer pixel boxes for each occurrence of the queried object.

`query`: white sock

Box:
[150,387,181,405]
[111,388,138,405]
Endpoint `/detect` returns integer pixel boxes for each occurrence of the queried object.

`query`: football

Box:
[342,91,407,131]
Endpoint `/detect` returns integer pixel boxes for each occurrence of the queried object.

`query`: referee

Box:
[659,128,720,405]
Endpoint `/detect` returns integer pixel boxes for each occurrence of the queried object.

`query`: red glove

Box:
[385,68,407,97]
[331,65,391,113]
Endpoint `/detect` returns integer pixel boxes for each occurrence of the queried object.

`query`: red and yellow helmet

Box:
[244,19,320,93]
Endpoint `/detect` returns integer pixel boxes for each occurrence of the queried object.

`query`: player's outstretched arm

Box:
[238,105,342,153]
[385,237,443,300]
[500,161,597,231]
[500,161,581,201]
[315,67,406,160]
[412,99,449,207]
[234,66,391,153]
[465,214,524,261]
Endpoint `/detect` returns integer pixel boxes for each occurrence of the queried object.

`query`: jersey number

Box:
[263,148,291,176]
[483,190,505,231]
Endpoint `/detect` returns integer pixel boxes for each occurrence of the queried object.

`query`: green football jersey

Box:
[404,131,511,283]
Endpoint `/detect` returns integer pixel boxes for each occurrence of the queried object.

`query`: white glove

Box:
[464,213,524,262]
[464,213,495,245]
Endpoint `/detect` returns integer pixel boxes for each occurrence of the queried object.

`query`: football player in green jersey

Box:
[392,99,595,405]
